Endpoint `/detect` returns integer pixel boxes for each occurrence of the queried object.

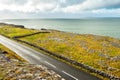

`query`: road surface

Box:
[0,35,101,80]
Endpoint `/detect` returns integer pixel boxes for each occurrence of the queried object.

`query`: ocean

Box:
[0,18,120,38]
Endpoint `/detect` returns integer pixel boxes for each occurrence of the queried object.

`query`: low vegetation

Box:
[0,24,120,79]
[0,25,64,80]
[19,30,120,78]
[0,25,39,38]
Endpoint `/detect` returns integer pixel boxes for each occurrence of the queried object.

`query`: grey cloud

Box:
[62,0,120,13]
[83,0,120,10]
[0,0,120,13]
[59,0,84,7]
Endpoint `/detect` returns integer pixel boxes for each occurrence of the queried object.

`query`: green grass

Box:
[20,30,120,77]
[0,25,39,38]
[0,25,120,78]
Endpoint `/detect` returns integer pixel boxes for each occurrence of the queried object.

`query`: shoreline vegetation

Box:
[0,23,120,79]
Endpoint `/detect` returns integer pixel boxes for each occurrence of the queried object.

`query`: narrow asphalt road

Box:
[0,35,101,80]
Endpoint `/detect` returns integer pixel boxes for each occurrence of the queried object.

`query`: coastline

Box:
[0,23,120,79]
[1,18,120,39]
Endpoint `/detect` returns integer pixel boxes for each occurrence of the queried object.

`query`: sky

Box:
[0,0,120,19]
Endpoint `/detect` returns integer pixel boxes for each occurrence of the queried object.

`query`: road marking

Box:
[62,71,78,80]
[44,61,56,68]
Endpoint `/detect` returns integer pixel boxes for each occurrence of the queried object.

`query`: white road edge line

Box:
[62,71,78,80]
[44,61,56,68]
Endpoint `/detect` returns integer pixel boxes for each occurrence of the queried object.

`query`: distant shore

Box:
[1,18,120,38]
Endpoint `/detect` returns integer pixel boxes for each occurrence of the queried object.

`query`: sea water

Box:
[1,18,120,38]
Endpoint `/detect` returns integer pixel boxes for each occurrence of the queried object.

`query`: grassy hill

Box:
[0,23,120,79]
[19,30,120,78]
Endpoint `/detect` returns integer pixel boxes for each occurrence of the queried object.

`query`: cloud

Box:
[0,0,58,12]
[0,0,120,18]
[63,0,120,13]
[1,0,119,13]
